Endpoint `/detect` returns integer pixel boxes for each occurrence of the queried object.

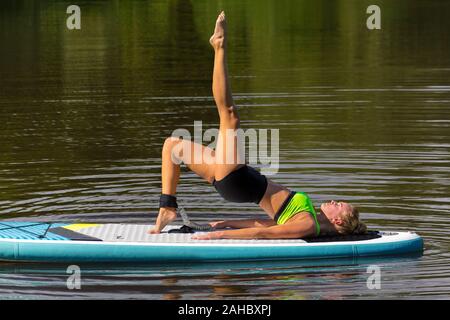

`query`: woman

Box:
[149,11,367,240]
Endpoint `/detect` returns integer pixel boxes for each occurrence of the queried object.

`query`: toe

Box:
[148,228,160,234]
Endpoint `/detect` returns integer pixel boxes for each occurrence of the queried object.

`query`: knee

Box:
[228,108,240,123]
[220,107,240,128]
[163,137,182,152]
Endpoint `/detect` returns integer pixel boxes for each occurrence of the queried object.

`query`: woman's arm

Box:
[193,220,315,240]
[210,219,276,229]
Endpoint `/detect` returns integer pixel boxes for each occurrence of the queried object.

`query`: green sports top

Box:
[275,191,320,236]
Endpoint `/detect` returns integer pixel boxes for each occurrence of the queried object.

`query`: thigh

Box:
[214,117,244,181]
[174,139,217,184]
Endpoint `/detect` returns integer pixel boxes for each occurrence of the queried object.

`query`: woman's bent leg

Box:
[149,137,216,233]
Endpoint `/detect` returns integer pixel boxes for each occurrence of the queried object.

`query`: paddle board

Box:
[0,222,423,263]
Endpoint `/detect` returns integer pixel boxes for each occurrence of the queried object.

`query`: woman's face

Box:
[320,200,352,225]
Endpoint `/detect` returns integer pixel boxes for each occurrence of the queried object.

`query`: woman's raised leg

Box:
[209,11,244,181]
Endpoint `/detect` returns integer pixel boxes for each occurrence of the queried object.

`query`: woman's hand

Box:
[192,231,222,240]
[208,220,228,229]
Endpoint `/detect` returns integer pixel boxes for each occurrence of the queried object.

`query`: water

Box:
[0,0,449,299]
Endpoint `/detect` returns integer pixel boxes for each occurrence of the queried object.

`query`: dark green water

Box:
[0,0,449,299]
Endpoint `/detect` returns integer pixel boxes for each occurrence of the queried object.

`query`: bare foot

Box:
[148,207,177,234]
[209,11,227,50]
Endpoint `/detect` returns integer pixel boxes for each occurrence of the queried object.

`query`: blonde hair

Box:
[336,206,367,235]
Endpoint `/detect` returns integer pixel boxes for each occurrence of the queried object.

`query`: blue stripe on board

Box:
[0,222,69,240]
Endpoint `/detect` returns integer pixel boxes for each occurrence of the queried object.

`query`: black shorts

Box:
[212,165,268,204]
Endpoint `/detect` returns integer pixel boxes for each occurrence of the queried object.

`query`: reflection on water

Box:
[0,254,425,300]
[0,0,449,299]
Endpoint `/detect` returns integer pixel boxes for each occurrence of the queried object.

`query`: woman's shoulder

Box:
[282,211,317,236]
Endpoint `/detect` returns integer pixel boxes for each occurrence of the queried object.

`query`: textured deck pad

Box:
[72,223,383,244]
[74,224,311,244]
